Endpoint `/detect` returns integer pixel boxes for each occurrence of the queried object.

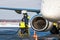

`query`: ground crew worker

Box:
[50,23,59,34]
[19,10,30,37]
[22,10,29,30]
[19,19,26,34]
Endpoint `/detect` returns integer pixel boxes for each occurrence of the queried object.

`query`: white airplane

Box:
[0,0,60,35]
[41,0,60,34]
[31,0,60,34]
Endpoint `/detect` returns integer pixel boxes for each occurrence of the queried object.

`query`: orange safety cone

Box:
[33,31,38,40]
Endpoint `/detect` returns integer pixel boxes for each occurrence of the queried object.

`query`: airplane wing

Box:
[0,7,40,13]
[0,7,40,35]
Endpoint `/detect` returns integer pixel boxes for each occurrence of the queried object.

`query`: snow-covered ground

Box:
[0,21,31,28]
[0,22,19,27]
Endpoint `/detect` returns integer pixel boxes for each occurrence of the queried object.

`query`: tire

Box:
[50,25,59,34]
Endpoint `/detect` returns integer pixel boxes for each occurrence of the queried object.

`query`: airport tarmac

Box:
[0,27,59,40]
[39,34,60,40]
[0,34,60,40]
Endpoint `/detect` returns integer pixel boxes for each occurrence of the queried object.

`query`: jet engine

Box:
[30,15,53,31]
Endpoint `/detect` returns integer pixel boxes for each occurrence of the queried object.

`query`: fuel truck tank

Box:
[30,15,53,31]
[41,0,60,22]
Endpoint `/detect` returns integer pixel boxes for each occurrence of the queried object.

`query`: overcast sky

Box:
[0,0,41,20]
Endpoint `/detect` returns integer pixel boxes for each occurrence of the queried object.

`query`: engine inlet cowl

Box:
[30,15,53,31]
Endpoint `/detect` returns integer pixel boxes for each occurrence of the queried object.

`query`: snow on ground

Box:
[0,22,19,27]
[0,21,31,28]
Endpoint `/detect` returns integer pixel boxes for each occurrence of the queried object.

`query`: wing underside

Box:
[0,7,40,13]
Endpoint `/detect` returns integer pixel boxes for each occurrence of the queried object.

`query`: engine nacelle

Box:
[30,15,53,31]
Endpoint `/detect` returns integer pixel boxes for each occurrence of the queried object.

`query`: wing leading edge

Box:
[0,7,40,13]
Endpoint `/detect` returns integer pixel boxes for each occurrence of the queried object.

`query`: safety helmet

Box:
[21,10,27,14]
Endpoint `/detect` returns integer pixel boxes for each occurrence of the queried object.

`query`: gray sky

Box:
[0,0,41,20]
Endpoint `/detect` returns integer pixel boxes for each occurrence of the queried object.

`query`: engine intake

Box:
[30,15,53,31]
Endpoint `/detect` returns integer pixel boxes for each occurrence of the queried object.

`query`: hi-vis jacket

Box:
[19,21,25,28]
